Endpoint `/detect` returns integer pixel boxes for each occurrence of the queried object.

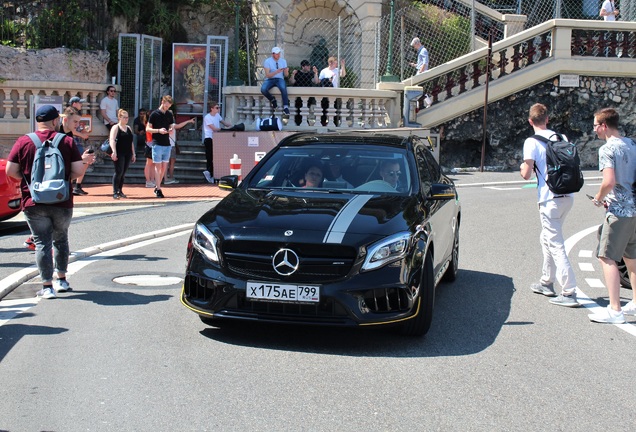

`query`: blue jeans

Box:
[261,78,289,107]
[23,206,73,283]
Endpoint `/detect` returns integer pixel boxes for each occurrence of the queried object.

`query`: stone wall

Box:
[438,76,636,171]
[0,46,109,83]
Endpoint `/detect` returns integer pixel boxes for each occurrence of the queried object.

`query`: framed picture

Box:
[78,115,92,133]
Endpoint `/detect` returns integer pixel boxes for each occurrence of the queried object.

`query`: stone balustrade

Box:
[222,86,401,130]
[0,81,115,138]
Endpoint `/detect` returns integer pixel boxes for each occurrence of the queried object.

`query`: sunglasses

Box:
[386,170,401,176]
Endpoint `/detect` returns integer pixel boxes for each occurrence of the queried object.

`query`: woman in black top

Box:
[108,109,136,199]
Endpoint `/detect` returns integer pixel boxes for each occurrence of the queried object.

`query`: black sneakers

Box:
[154,188,165,198]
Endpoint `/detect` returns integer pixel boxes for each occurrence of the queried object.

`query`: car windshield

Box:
[247,144,411,194]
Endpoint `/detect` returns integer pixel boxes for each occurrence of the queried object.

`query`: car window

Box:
[246,145,410,194]
[415,147,433,185]
[422,147,441,180]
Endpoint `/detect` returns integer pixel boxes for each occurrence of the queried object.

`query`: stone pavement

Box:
[73,182,230,206]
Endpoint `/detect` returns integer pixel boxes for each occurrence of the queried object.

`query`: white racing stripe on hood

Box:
[323,195,373,243]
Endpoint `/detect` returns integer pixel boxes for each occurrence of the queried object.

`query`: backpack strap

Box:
[530,134,551,183]
[27,132,42,149]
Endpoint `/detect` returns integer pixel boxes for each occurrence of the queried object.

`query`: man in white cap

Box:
[261,47,290,115]
[409,37,429,75]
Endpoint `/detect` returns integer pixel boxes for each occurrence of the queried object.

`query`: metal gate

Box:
[118,34,163,116]
[205,36,229,118]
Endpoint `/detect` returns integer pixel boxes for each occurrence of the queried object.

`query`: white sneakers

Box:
[203,170,214,184]
[36,287,56,299]
[588,305,626,324]
[622,300,636,316]
[145,181,156,188]
[53,279,71,292]
[36,280,72,299]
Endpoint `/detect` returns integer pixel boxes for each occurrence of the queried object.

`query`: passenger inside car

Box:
[379,159,402,190]
[325,158,353,188]
[301,161,324,188]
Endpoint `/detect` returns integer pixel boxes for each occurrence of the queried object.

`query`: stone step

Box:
[82,140,209,185]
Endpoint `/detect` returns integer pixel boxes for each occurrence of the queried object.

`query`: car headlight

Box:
[193,223,219,263]
[361,232,410,272]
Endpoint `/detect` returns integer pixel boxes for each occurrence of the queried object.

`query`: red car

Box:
[0,158,22,221]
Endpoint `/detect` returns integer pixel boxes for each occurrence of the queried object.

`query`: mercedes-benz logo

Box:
[272,248,300,276]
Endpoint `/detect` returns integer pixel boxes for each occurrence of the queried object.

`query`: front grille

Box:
[183,274,219,306]
[222,241,357,283]
[361,287,413,313]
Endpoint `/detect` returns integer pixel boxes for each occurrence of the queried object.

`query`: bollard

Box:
[255,151,266,166]
[230,154,242,180]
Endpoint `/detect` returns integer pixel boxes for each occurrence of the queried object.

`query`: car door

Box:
[415,144,455,271]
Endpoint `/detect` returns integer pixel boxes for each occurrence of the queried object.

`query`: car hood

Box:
[199,189,418,245]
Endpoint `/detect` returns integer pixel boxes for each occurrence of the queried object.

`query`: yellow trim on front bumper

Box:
[359,297,421,326]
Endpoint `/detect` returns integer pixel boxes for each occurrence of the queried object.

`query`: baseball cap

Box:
[272,47,281,54]
[69,96,86,104]
[35,105,60,123]
[410,37,420,46]
[300,59,310,67]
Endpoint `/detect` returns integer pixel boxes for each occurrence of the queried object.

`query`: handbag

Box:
[100,128,121,155]
[100,138,112,155]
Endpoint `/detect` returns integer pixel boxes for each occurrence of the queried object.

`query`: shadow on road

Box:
[66,290,172,306]
[197,269,515,357]
[0,323,68,362]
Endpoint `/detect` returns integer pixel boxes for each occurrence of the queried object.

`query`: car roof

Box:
[276,132,418,149]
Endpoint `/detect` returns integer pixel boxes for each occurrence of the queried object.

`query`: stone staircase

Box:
[82,140,207,185]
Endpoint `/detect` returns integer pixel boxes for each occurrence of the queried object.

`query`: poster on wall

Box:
[30,95,64,132]
[172,44,207,116]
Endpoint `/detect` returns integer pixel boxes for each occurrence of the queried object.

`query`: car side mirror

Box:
[428,183,456,200]
[218,175,239,189]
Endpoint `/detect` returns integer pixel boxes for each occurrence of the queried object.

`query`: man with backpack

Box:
[6,105,90,299]
[519,103,580,307]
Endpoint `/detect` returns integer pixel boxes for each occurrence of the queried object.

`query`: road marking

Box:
[0,298,39,326]
[0,229,191,328]
[585,278,606,288]
[578,262,595,271]
[566,226,635,335]
[579,250,593,258]
[484,186,524,190]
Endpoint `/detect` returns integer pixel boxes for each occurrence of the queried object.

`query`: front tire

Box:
[401,251,435,337]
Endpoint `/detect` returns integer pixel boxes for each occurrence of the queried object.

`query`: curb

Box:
[455,175,603,188]
[0,223,194,300]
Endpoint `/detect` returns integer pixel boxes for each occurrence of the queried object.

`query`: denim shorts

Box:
[152,145,171,163]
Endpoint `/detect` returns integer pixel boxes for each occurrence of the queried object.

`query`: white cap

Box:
[272,47,281,54]
[410,37,420,46]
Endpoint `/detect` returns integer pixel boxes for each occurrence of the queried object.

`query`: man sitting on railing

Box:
[289,59,319,126]
[261,47,290,116]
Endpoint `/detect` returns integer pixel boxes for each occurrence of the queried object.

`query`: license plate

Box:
[246,282,320,303]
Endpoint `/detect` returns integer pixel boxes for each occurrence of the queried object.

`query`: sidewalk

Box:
[73,182,230,206]
[72,169,602,206]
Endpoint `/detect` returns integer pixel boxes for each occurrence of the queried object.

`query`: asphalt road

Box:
[1,175,635,431]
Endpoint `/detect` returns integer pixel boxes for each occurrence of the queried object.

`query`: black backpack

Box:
[532,133,584,194]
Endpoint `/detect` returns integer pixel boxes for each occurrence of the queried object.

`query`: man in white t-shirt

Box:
[600,0,619,21]
[318,56,346,88]
[202,102,232,183]
[100,85,119,130]
[520,103,580,308]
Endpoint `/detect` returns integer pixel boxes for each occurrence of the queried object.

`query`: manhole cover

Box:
[113,275,183,286]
